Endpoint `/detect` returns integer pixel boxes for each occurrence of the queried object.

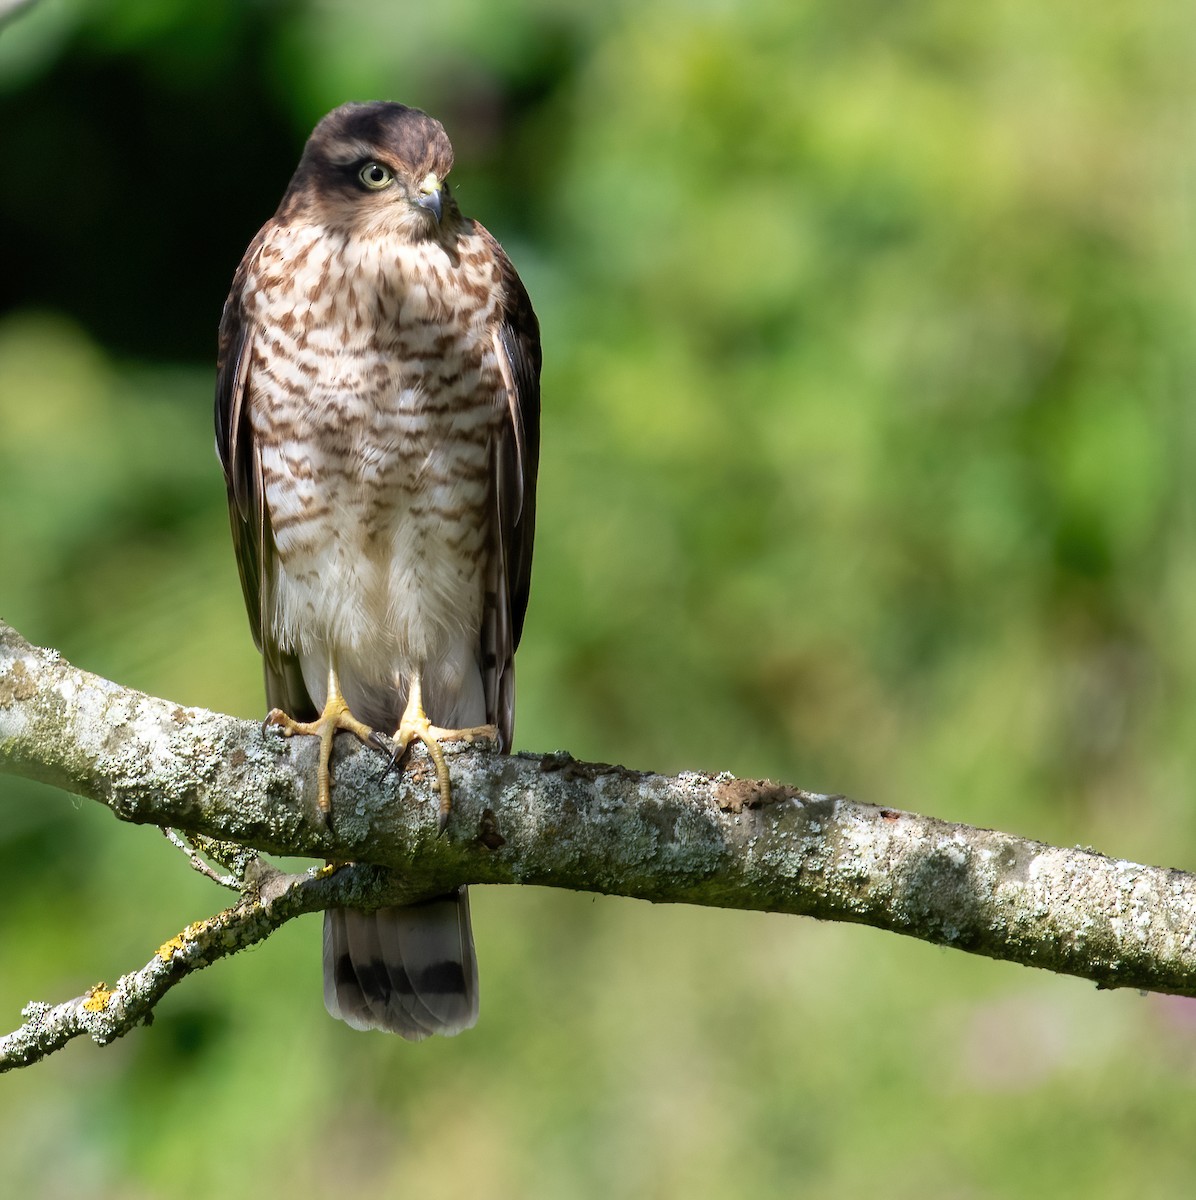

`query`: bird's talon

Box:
[368,729,395,756]
[262,708,294,738]
[369,730,401,781]
[377,748,404,783]
[264,679,381,823]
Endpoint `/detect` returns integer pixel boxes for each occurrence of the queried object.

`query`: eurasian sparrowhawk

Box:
[215,101,540,1038]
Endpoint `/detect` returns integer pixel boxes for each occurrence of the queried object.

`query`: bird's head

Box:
[281,101,458,238]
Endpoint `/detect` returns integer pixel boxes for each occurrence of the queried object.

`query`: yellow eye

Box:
[358,161,393,190]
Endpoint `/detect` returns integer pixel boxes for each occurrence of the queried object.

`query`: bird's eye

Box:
[358,162,394,190]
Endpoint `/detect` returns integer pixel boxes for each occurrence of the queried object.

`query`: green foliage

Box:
[2,0,1196,1195]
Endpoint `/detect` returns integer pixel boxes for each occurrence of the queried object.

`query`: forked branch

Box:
[2,618,1194,1069]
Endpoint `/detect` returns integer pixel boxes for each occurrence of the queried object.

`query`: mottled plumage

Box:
[215,101,540,1038]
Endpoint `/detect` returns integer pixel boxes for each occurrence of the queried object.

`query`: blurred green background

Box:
[3,0,1196,1195]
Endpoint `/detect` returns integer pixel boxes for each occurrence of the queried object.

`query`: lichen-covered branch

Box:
[3,617,1196,1067]
[0,859,408,1071]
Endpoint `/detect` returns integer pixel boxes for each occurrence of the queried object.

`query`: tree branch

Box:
[2,617,1195,1067]
[0,859,400,1071]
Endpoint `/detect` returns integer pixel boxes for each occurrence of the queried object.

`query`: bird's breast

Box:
[245,221,504,669]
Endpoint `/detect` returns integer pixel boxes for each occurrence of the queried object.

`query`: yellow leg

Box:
[391,673,497,832]
[264,667,380,816]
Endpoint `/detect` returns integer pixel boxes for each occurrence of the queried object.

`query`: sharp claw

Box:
[369,731,399,782]
[373,735,406,783]
[377,751,401,782]
[368,730,394,756]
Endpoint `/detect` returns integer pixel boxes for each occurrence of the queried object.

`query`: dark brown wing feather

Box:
[476,223,541,749]
[214,226,316,721]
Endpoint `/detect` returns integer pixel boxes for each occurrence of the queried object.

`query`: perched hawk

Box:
[215,101,540,1038]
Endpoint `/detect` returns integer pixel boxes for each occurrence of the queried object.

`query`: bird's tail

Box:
[322,888,479,1039]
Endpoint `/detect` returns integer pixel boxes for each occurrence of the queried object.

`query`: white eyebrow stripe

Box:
[326,139,381,167]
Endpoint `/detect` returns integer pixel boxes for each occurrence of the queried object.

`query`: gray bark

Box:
[2,617,1194,1069]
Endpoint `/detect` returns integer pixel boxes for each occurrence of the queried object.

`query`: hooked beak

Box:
[415,172,443,223]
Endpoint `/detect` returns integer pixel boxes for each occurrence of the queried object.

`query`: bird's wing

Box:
[477,224,542,748]
[214,227,316,720]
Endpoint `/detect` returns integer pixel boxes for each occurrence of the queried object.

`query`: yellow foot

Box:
[389,674,496,833]
[264,681,381,818]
